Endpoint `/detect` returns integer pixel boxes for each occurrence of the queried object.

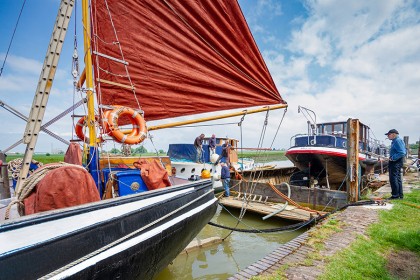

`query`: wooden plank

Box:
[219,197,322,221]
[246,265,264,273]
[96,78,135,90]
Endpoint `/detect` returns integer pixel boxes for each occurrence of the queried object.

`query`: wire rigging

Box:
[0,0,27,77]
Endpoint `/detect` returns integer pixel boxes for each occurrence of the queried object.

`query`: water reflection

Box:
[154,205,306,280]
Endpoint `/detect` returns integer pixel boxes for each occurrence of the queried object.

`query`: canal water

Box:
[154,205,306,279]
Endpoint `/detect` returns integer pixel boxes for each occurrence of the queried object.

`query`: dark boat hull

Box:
[0,180,217,280]
[286,146,388,188]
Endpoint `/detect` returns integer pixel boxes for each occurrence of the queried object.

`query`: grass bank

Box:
[236,150,287,162]
[5,150,287,164]
[253,181,420,280]
[5,154,65,164]
[319,185,420,280]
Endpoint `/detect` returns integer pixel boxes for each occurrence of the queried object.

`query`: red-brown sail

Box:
[91,0,285,121]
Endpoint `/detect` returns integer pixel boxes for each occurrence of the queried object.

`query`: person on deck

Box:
[221,162,231,197]
[385,129,406,199]
[194,133,205,163]
[217,139,231,164]
[209,134,217,155]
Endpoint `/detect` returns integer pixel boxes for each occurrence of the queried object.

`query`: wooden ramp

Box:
[219,195,324,221]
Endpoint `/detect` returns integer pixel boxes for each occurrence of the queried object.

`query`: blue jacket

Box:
[221,165,230,179]
[390,136,406,161]
[209,137,216,148]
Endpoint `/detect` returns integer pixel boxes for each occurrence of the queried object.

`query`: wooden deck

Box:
[219,195,324,221]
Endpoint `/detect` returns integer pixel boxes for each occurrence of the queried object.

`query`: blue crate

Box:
[102,168,130,184]
[114,169,148,196]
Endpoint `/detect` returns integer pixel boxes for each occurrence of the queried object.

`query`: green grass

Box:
[251,189,420,280]
[5,150,287,164]
[319,189,420,280]
[5,154,65,164]
[236,150,287,162]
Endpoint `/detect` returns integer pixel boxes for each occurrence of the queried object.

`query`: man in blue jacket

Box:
[220,162,231,197]
[385,129,406,199]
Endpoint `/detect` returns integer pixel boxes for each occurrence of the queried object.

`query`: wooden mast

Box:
[82,0,97,146]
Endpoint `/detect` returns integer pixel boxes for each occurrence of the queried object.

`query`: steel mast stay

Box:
[15,0,75,194]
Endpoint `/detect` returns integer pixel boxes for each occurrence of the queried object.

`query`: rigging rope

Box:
[0,0,27,77]
[220,108,288,239]
[208,200,378,233]
[100,0,141,109]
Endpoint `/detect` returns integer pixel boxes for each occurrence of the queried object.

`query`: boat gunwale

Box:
[0,179,213,231]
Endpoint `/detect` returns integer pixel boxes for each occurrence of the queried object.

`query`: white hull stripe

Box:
[287,146,368,160]
[0,188,194,254]
[48,198,217,279]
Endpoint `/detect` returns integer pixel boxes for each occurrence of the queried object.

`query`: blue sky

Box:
[0,0,419,154]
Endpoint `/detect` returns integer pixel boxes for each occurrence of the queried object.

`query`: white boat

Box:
[169,137,255,189]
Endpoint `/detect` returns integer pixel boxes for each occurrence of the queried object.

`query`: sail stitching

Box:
[162,0,278,97]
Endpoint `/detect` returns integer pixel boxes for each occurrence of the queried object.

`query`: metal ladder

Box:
[15,0,75,195]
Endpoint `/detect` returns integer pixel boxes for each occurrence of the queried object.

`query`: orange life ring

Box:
[107,106,147,145]
[102,108,135,139]
[75,116,104,143]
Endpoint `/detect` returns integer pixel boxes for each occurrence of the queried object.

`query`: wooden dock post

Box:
[403,136,409,158]
[346,119,359,203]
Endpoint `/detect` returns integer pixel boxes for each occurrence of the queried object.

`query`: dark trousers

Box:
[389,158,404,198]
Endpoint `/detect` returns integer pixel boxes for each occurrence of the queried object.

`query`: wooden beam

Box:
[346,118,359,202]
[148,104,288,131]
[96,78,135,90]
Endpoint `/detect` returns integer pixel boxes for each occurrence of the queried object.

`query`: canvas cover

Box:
[91,0,285,122]
[64,143,82,165]
[134,159,171,190]
[24,166,100,215]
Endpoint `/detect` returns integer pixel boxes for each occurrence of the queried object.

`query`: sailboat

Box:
[0,0,287,279]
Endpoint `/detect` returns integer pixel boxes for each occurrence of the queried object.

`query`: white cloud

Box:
[267,0,420,146]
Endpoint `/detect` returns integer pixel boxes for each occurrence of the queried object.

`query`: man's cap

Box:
[385,129,399,135]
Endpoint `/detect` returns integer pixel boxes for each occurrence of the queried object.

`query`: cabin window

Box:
[324,124,333,135]
[333,123,345,135]
[316,124,322,134]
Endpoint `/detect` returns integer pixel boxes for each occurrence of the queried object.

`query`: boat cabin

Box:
[291,121,387,156]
